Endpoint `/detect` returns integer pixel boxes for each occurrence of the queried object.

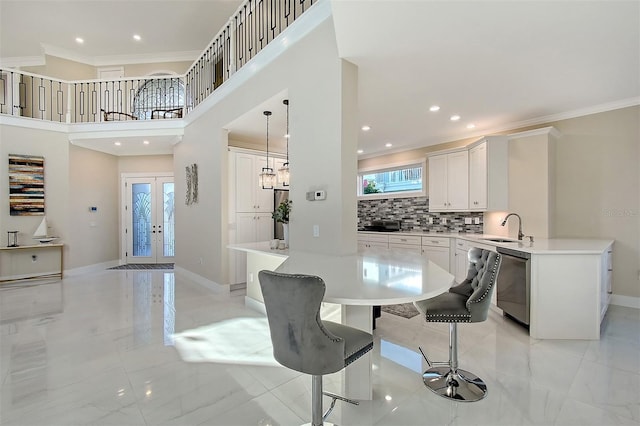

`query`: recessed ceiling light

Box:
[450,115,461,121]
[385,143,393,148]
[114,141,121,146]
[75,37,84,44]
[361,125,371,131]
[143,140,150,145]
[466,123,476,129]
[133,34,142,41]
[357,149,364,154]
[429,105,440,112]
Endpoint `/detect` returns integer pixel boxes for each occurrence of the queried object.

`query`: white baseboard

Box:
[611,294,640,309]
[65,260,120,277]
[174,266,229,293]
[245,296,266,314]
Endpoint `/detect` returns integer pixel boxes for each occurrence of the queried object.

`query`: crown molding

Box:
[39,43,199,67]
[358,97,640,160]
[0,56,46,68]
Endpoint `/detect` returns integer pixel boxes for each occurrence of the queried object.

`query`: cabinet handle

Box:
[607,291,613,294]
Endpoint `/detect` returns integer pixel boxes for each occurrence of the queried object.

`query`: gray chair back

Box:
[449,248,502,322]
[258,270,346,375]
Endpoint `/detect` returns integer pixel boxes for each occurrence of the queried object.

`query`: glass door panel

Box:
[126,176,174,264]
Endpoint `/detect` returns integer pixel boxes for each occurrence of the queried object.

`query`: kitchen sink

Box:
[481,238,519,243]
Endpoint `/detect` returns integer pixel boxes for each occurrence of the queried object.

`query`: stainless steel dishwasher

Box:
[496,246,531,326]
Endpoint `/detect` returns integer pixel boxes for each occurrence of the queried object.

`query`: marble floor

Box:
[0,269,638,426]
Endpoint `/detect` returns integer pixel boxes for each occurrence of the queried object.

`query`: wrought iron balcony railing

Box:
[0,0,318,124]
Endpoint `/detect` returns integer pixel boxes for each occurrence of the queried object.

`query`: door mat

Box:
[382,303,421,319]
[108,263,174,270]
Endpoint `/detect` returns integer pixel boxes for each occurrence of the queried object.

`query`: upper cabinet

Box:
[428,136,508,212]
[468,136,508,211]
[428,150,469,211]
[234,152,274,213]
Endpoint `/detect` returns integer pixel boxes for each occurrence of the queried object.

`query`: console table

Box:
[0,243,64,282]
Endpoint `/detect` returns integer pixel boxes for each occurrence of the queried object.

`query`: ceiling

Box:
[1,1,639,157]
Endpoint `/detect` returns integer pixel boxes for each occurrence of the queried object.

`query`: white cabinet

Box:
[389,234,422,254]
[600,247,613,321]
[421,236,450,271]
[468,136,508,211]
[428,150,469,211]
[530,242,613,340]
[229,150,278,284]
[235,152,274,213]
[357,233,389,250]
[453,239,469,283]
[234,212,274,283]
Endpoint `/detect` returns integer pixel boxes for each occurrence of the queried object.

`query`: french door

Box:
[124,175,175,264]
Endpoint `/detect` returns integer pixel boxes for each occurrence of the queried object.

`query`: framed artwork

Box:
[185,163,198,205]
[9,154,45,216]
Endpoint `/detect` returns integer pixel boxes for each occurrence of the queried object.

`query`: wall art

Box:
[9,154,45,216]
[185,163,198,205]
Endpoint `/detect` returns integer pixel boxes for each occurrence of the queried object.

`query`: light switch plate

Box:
[464,218,472,224]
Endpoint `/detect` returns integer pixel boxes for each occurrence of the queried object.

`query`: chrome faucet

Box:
[501,213,525,240]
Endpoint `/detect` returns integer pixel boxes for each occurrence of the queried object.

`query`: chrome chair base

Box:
[422,366,488,402]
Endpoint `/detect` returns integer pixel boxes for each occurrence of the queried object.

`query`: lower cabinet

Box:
[421,236,451,271]
[233,212,274,283]
[453,239,469,283]
[357,233,389,250]
[530,243,613,340]
[389,234,422,254]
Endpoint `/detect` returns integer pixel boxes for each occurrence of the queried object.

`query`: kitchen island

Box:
[228,242,455,400]
[358,231,614,340]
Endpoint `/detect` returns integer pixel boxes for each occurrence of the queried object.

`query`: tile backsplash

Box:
[358,197,483,233]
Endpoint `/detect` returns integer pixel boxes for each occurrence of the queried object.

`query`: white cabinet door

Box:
[446,150,469,210]
[255,156,275,212]
[454,248,468,283]
[235,153,256,212]
[428,154,448,210]
[389,243,421,253]
[235,152,274,213]
[428,150,468,211]
[255,212,274,242]
[422,246,450,271]
[469,142,487,209]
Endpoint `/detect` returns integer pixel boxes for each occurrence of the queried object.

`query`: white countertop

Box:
[228,241,289,258]
[228,244,455,306]
[358,231,613,254]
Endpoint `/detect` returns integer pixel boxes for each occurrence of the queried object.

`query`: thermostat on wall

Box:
[314,190,326,200]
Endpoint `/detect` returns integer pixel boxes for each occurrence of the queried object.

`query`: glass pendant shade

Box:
[280,99,291,187]
[277,162,290,187]
[260,167,276,189]
[260,110,274,190]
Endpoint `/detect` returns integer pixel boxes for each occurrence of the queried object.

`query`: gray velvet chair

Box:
[413,248,502,402]
[259,270,374,426]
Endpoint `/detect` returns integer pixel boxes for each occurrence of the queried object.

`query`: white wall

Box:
[174,17,358,285]
[0,125,69,251]
[68,145,119,268]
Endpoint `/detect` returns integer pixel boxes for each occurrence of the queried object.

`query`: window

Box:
[357,160,426,198]
[132,76,185,120]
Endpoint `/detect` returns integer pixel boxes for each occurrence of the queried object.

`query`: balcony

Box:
[0,0,319,126]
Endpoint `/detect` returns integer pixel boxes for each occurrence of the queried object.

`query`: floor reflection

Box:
[0,279,63,324]
[172,317,279,366]
[126,270,175,347]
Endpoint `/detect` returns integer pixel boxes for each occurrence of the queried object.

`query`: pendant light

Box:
[259,110,276,189]
[278,99,290,187]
